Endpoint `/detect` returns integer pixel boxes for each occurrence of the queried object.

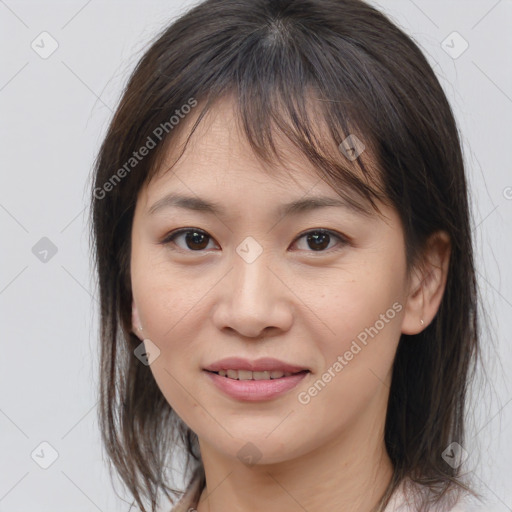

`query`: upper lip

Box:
[203,357,309,374]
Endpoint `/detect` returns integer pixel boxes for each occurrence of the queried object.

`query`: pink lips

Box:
[203,357,310,402]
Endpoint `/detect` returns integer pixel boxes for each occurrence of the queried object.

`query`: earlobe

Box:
[401,231,451,335]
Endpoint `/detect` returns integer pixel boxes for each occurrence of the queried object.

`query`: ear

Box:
[132,300,143,339]
[401,231,451,335]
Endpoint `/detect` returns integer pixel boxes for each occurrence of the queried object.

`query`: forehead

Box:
[150,97,311,185]
[145,95,379,203]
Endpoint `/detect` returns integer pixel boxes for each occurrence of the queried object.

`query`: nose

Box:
[211,253,294,339]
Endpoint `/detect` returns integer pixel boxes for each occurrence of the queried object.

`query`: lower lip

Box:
[204,370,309,401]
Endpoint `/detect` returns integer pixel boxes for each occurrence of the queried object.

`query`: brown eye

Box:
[306,232,330,251]
[293,229,348,252]
[183,231,210,250]
[162,229,218,251]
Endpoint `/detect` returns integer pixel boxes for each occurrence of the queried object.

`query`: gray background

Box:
[0,0,511,510]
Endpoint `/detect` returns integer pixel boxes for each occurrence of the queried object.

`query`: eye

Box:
[291,229,348,252]
[161,228,219,251]
[160,228,349,253]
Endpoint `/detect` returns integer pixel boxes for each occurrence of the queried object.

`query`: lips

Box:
[203,357,310,400]
[204,364,309,401]
[203,357,309,375]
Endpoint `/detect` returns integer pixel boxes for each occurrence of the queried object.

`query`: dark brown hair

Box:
[89,0,481,510]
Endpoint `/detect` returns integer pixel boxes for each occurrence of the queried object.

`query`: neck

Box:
[195,396,394,512]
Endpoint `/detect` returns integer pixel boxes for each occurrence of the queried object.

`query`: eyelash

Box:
[160,228,350,253]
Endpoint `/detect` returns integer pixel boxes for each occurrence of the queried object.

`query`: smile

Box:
[210,369,304,380]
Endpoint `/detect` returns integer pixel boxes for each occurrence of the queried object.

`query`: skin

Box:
[130,98,451,512]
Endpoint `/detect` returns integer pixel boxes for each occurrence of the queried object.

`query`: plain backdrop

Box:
[1,0,511,511]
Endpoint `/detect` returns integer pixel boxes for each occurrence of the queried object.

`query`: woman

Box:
[90,0,484,510]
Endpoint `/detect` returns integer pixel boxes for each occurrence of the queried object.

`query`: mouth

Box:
[204,369,309,380]
[202,357,310,401]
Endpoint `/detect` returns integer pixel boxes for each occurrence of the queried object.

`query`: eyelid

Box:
[294,227,349,242]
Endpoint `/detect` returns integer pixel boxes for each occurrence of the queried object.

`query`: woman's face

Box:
[130,98,413,465]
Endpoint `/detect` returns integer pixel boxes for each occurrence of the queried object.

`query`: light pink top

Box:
[170,470,482,511]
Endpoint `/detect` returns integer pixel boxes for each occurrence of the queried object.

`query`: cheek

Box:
[130,259,218,412]
[308,258,406,377]
[131,267,206,423]
[296,281,404,434]
[131,256,203,340]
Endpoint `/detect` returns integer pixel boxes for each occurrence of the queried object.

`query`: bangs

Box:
[144,15,392,219]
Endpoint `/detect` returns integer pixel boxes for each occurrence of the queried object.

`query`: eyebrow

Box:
[147,192,374,218]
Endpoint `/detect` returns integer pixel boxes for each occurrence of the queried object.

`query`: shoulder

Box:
[447,494,488,512]
[170,472,487,512]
